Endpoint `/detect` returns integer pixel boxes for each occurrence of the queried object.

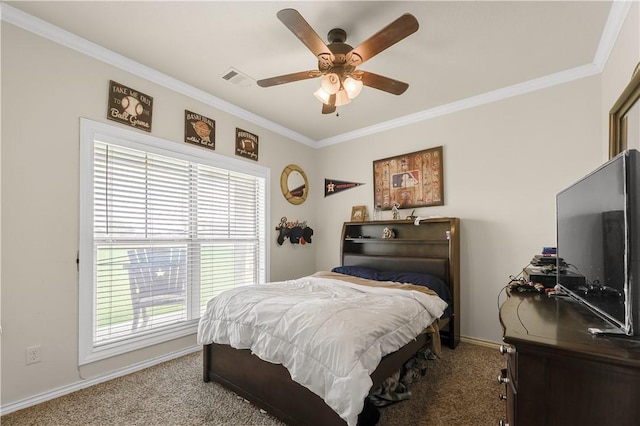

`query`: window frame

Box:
[79,118,270,365]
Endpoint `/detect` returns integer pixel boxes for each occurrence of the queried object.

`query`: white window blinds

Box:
[79,119,267,364]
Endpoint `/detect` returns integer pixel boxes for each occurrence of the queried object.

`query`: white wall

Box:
[602,1,640,156]
[2,1,640,413]
[314,1,640,346]
[0,23,317,406]
[315,76,602,344]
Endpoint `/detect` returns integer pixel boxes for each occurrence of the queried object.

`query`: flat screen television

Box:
[556,149,640,336]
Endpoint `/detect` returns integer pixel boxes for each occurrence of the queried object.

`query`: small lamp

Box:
[313,87,332,104]
[334,89,351,106]
[343,76,363,99]
[320,73,340,94]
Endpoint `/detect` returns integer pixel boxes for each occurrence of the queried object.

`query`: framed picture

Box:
[235,128,259,161]
[373,146,444,210]
[184,110,215,150]
[107,80,153,132]
[350,205,367,222]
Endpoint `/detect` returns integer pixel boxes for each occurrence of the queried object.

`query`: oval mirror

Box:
[609,62,640,158]
[281,164,308,205]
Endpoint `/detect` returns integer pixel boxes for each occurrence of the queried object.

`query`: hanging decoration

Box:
[373,146,444,210]
[282,165,308,205]
[275,217,314,245]
[107,80,153,132]
[184,110,215,150]
[324,179,364,197]
[235,128,259,161]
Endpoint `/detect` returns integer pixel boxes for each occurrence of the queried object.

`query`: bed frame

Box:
[202,218,460,425]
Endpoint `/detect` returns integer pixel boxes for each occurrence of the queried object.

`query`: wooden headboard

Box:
[340,218,460,348]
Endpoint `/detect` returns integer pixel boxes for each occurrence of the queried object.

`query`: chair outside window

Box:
[125,247,187,330]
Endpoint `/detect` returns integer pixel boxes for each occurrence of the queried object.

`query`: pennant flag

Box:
[325,179,364,197]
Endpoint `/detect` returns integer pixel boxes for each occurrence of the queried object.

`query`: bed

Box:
[199,218,460,426]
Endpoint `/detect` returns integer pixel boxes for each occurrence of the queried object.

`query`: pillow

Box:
[376,271,452,317]
[331,265,379,281]
[331,266,453,317]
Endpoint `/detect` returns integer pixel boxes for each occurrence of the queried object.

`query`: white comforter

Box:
[197,275,447,426]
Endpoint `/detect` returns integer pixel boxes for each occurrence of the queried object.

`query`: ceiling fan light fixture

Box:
[320,73,341,94]
[343,76,363,99]
[334,89,351,107]
[261,9,418,114]
[314,87,332,104]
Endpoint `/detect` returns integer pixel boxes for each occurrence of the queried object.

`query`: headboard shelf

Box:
[345,238,449,244]
[341,217,460,348]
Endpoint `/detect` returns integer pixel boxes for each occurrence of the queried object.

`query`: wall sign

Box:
[107,80,153,132]
[373,146,444,210]
[185,110,215,150]
[324,179,364,197]
[235,128,259,161]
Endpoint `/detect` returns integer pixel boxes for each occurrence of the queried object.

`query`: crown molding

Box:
[316,63,601,147]
[1,2,630,149]
[592,0,633,72]
[0,3,317,148]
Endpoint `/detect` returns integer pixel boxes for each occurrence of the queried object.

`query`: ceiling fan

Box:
[257,9,419,114]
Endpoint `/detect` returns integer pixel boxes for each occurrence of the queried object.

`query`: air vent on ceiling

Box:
[221,68,253,87]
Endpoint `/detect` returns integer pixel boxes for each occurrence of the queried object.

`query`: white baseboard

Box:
[1,345,201,416]
[2,337,501,416]
[460,335,502,350]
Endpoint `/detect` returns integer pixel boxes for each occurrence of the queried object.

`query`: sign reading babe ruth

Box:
[107,81,153,132]
[235,128,259,161]
[184,110,215,150]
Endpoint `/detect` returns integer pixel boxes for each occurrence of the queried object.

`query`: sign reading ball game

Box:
[107,80,153,132]
[184,110,215,150]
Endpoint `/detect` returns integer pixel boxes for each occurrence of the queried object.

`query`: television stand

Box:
[498,290,640,426]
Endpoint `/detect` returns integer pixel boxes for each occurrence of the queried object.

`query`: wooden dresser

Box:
[498,290,640,426]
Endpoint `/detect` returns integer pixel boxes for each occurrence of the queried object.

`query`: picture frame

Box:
[235,128,259,161]
[107,80,153,132]
[350,205,367,222]
[184,110,215,150]
[373,146,444,210]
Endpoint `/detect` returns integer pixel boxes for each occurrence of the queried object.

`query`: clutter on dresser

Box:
[524,247,584,289]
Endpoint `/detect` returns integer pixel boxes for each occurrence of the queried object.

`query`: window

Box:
[79,119,268,365]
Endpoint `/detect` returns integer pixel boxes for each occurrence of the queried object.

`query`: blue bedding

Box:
[331,265,453,318]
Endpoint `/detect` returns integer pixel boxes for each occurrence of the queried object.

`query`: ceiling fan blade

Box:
[347,14,419,66]
[277,8,334,65]
[322,94,337,114]
[322,103,337,114]
[257,70,321,87]
[359,71,409,95]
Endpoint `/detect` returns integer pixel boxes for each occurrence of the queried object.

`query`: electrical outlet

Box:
[26,345,41,365]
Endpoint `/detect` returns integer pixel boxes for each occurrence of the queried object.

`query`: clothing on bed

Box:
[197,273,447,426]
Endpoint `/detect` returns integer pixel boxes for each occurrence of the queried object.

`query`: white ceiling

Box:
[3,1,621,146]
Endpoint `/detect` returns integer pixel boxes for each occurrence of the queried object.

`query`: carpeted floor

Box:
[1,341,505,425]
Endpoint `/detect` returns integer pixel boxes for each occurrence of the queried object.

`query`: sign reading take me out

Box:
[107,80,153,132]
